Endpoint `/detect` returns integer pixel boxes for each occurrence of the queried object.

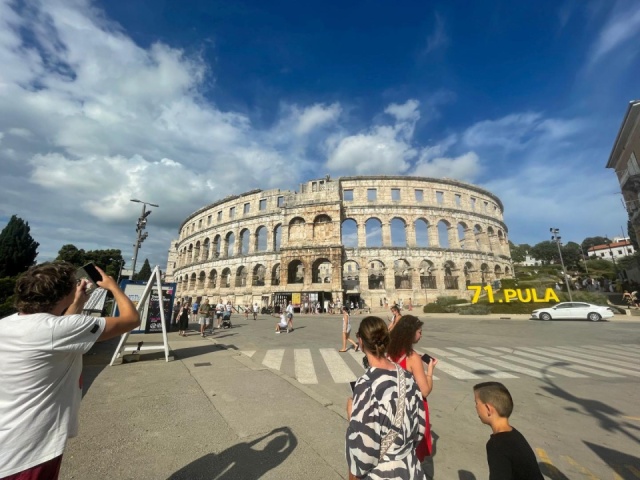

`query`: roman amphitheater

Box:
[166,176,513,311]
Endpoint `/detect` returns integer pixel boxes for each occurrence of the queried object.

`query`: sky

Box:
[1,0,640,270]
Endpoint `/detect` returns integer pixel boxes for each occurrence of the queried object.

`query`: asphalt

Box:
[59,311,638,480]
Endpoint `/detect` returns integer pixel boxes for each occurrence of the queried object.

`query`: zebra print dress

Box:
[346,366,426,479]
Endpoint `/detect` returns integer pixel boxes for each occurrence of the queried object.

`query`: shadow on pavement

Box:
[583,441,640,479]
[458,470,476,479]
[173,343,231,360]
[81,336,120,396]
[168,427,297,480]
[539,461,570,479]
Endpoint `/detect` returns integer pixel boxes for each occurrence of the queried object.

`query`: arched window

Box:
[480,263,489,284]
[194,241,201,262]
[487,227,495,251]
[341,219,358,248]
[208,269,217,288]
[394,259,412,289]
[255,226,267,252]
[368,260,385,290]
[419,260,436,289]
[253,264,266,286]
[312,258,332,283]
[458,223,468,249]
[287,260,304,284]
[239,229,250,255]
[474,225,483,250]
[198,271,206,288]
[494,265,502,279]
[504,266,511,277]
[226,232,235,257]
[391,218,407,247]
[343,260,360,290]
[365,218,383,247]
[187,244,193,264]
[272,263,281,285]
[444,261,458,290]
[213,235,221,257]
[235,266,248,287]
[415,219,429,247]
[202,238,210,261]
[437,220,450,248]
[189,273,197,289]
[288,217,306,242]
[221,268,231,288]
[313,215,333,241]
[273,224,282,252]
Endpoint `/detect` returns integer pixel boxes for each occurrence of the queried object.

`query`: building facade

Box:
[587,238,635,261]
[167,176,513,310]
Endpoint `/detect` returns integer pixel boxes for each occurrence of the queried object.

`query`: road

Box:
[205,312,640,479]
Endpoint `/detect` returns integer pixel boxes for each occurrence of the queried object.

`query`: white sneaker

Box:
[275,331,280,334]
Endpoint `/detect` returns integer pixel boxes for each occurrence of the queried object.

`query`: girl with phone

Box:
[387,315,438,462]
[338,306,358,352]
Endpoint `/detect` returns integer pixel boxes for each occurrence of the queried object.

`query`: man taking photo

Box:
[0,262,140,480]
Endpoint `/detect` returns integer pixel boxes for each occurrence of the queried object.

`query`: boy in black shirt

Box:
[473,382,543,480]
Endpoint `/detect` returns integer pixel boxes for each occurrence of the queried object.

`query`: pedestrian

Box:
[244,304,250,320]
[215,300,224,328]
[273,312,291,333]
[0,262,140,480]
[286,301,295,330]
[198,299,211,337]
[339,306,358,352]
[178,304,190,336]
[171,300,181,330]
[191,299,200,322]
[252,303,259,320]
[346,316,426,479]
[473,382,543,479]
[388,304,402,332]
[388,315,438,462]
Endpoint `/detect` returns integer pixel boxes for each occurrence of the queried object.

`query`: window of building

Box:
[243,203,250,214]
[217,211,222,221]
[470,197,476,211]
[344,189,354,201]
[259,199,267,210]
[391,188,401,201]
[415,189,423,202]
[198,219,202,229]
[484,201,489,212]
[455,194,461,207]
[207,215,212,225]
[436,191,444,204]
[229,206,235,219]
[367,188,377,201]
[277,196,284,207]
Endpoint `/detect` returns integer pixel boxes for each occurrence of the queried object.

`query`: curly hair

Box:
[14,262,77,314]
[356,316,389,358]
[387,315,423,360]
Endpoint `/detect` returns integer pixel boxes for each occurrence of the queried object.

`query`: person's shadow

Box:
[168,427,297,480]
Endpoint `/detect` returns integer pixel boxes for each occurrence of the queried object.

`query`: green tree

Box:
[530,241,558,264]
[561,242,581,270]
[0,215,39,278]
[581,236,609,253]
[84,249,123,275]
[56,244,86,266]
[508,241,530,263]
[134,259,152,281]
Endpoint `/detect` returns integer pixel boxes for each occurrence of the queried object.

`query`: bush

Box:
[434,296,467,306]
[458,304,491,315]
[423,303,449,313]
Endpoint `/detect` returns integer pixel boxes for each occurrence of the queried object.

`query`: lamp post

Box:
[550,228,572,301]
[130,199,159,279]
[578,244,589,276]
[605,238,619,279]
[109,258,125,284]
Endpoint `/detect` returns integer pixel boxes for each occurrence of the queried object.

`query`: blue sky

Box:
[1,0,639,268]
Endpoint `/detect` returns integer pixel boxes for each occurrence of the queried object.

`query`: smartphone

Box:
[76,263,102,293]
[81,263,103,284]
[421,353,432,364]
[349,381,356,394]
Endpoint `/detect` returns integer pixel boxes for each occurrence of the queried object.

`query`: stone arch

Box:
[225,232,235,258]
[221,268,231,288]
[239,228,250,255]
[313,214,333,241]
[341,219,358,248]
[253,264,266,286]
[394,259,412,289]
[202,238,210,261]
[194,241,201,263]
[312,258,332,283]
[208,269,217,288]
[504,266,511,277]
[457,222,469,249]
[419,260,436,289]
[414,218,429,247]
[474,225,483,250]
[273,224,282,252]
[443,260,458,290]
[391,217,407,247]
[272,263,281,285]
[187,244,193,264]
[213,235,221,257]
[480,263,490,284]
[255,226,268,252]
[189,272,197,289]
[288,217,306,242]
[197,270,206,288]
[487,226,495,251]
[494,264,502,278]
[437,220,450,248]
[365,217,383,247]
[368,260,385,290]
[343,260,360,290]
[235,266,248,287]
[287,259,304,284]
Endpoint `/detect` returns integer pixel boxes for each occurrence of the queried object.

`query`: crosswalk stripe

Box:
[480,357,550,378]
[539,346,640,372]
[404,348,440,380]
[423,347,457,358]
[554,346,640,369]
[605,344,640,354]
[240,350,256,358]
[262,349,285,370]
[574,345,640,360]
[431,359,481,379]
[348,350,365,371]
[470,347,504,355]
[320,348,357,383]
[493,348,588,378]
[294,349,318,384]
[518,347,638,377]
[446,357,518,378]
[446,347,483,357]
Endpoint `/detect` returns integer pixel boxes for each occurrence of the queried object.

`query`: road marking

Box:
[562,455,598,479]
[544,346,640,371]
[492,348,588,378]
[536,448,553,464]
[526,347,640,377]
[294,349,318,384]
[446,347,483,357]
[625,465,640,478]
[348,350,365,371]
[605,344,640,354]
[480,357,551,378]
[320,348,357,383]
[430,359,481,379]
[446,357,518,378]
[239,350,256,358]
[470,347,504,355]
[573,345,640,360]
[262,349,285,371]
[513,347,626,378]
[422,347,457,358]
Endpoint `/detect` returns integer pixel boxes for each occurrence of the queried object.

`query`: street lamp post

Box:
[605,238,619,278]
[109,258,125,284]
[578,244,589,276]
[130,199,159,279]
[550,228,573,301]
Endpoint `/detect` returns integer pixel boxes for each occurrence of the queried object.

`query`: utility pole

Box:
[130,199,159,279]
[550,228,573,301]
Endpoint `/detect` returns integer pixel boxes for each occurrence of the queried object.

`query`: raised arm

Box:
[93,266,140,341]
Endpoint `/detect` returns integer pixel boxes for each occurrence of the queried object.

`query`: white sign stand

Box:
[110,266,171,365]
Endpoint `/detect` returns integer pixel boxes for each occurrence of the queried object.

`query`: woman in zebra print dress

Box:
[346,316,426,479]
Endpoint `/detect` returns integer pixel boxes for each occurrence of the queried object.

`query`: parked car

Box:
[530,302,614,322]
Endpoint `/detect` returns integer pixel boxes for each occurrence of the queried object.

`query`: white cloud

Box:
[590,2,640,64]
[411,151,481,182]
[423,13,449,54]
[294,103,342,135]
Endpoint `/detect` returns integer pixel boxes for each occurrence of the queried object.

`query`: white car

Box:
[530,302,614,322]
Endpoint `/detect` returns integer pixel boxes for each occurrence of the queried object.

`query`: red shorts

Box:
[1,456,62,480]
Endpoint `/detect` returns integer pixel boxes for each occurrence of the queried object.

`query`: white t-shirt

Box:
[0,312,106,476]
[278,315,288,327]
[253,304,259,313]
[286,304,294,315]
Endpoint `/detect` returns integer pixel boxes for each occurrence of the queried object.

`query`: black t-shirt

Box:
[486,428,543,480]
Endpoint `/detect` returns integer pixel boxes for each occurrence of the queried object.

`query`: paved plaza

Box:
[61,313,640,479]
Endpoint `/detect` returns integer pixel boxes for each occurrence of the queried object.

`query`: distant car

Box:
[530,302,614,322]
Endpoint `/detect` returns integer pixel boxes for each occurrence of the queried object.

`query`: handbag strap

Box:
[378,364,406,461]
